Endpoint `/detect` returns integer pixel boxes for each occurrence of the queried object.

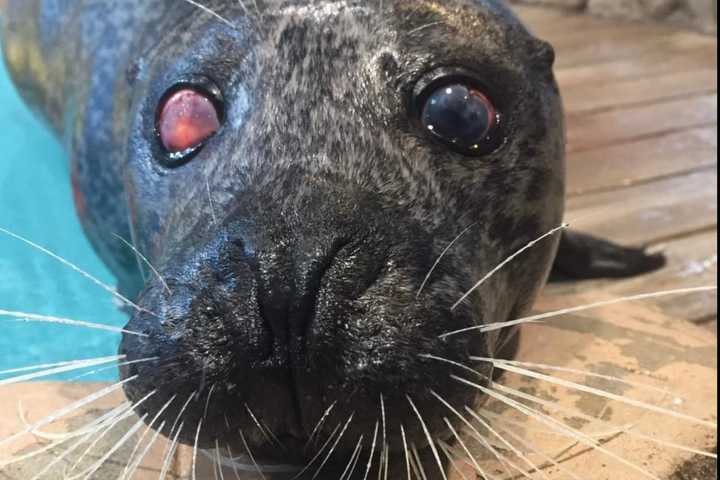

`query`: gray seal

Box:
[1,1,664,477]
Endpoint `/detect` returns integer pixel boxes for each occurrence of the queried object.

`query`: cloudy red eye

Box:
[157,87,221,162]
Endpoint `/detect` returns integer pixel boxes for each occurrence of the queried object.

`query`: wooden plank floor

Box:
[513,7,718,331]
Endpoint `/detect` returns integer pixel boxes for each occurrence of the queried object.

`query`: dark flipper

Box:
[551,230,666,280]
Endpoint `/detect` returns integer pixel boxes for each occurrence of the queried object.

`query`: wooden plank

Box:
[565,167,717,246]
[546,231,717,323]
[562,68,717,115]
[555,44,717,88]
[566,94,717,153]
[553,29,712,68]
[566,126,717,195]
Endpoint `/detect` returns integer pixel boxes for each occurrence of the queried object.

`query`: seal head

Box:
[117,0,564,470]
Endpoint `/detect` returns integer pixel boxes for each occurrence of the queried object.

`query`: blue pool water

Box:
[0,55,126,381]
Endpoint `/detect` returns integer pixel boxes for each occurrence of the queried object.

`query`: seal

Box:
[0,1,665,477]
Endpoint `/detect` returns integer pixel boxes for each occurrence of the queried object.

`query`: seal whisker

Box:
[293,420,345,480]
[490,382,718,459]
[437,440,469,480]
[429,389,527,478]
[120,420,168,480]
[409,444,428,480]
[474,357,716,429]
[416,223,475,298]
[66,414,150,480]
[399,424,412,480]
[0,355,124,386]
[192,420,203,480]
[483,412,586,480]
[180,0,236,28]
[464,406,549,480]
[0,376,137,449]
[442,285,718,337]
[26,411,131,480]
[64,390,157,477]
[158,422,185,480]
[244,404,286,452]
[120,394,178,480]
[406,395,448,480]
[361,421,379,480]
[0,227,156,317]
[206,179,218,226]
[339,435,364,480]
[4,401,131,469]
[452,375,663,480]
[451,224,568,311]
[112,233,172,295]
[481,357,684,399]
[442,417,496,480]
[0,309,147,336]
[238,428,268,480]
[18,400,130,443]
[0,356,125,377]
[310,413,355,480]
[224,444,244,480]
[215,440,227,480]
[305,400,338,450]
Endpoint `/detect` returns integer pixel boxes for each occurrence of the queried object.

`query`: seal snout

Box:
[118,200,489,468]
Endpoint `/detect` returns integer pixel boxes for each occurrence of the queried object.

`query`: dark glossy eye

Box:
[420,81,501,155]
[156,83,222,165]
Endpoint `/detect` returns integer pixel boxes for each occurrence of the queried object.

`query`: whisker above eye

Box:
[180,0,236,28]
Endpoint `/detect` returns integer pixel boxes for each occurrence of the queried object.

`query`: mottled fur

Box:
[1,1,574,477]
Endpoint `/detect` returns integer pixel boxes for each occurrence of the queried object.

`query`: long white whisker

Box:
[0,227,154,316]
[340,435,365,480]
[484,411,586,480]
[400,424,412,480]
[487,357,683,398]
[444,286,717,337]
[215,440,227,480]
[453,375,663,480]
[67,415,149,480]
[417,223,475,298]
[437,440,469,480]
[0,355,124,386]
[181,0,236,27]
[410,443,428,480]
[452,224,568,310]
[429,389,528,479]
[475,357,716,429]
[492,382,718,459]
[66,391,157,476]
[193,420,204,480]
[407,396,448,480]
[112,233,171,295]
[238,428,268,480]
[442,418,496,480]
[120,420,168,480]
[0,310,146,336]
[311,413,355,480]
[362,421,380,480]
[120,394,178,480]
[0,376,137,448]
[464,406,548,480]
[158,422,185,480]
[305,401,338,450]
[293,422,344,480]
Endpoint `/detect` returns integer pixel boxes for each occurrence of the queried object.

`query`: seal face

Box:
[2,0,565,475]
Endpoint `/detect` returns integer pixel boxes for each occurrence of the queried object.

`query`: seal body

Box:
[2,1,568,477]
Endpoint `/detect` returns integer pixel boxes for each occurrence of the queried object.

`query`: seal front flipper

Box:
[551,230,666,280]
